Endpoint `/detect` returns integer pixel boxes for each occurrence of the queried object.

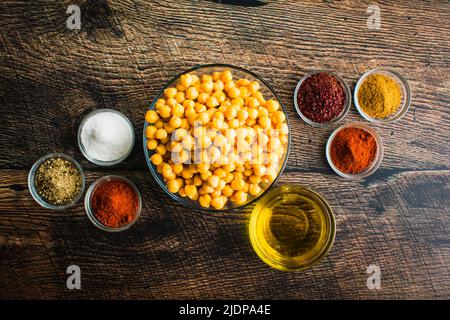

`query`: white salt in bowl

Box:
[78,109,135,166]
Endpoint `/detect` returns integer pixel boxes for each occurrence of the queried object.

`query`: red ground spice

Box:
[297,72,346,123]
[330,127,377,174]
[91,179,139,228]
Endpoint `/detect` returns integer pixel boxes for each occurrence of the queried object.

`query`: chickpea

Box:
[266,99,279,112]
[193,174,203,186]
[248,108,258,119]
[248,81,260,93]
[162,163,173,177]
[213,80,224,92]
[259,116,271,129]
[172,163,184,175]
[175,91,185,104]
[199,194,212,208]
[179,187,187,197]
[166,97,177,108]
[206,96,219,108]
[146,126,157,139]
[201,74,213,82]
[221,70,233,82]
[169,116,182,128]
[158,105,171,118]
[167,179,180,193]
[253,166,266,177]
[147,139,158,150]
[249,175,261,184]
[234,190,247,205]
[155,128,168,140]
[207,175,220,188]
[172,103,185,117]
[231,178,245,191]
[226,87,240,99]
[156,144,167,155]
[211,118,224,130]
[211,196,225,210]
[247,97,260,108]
[145,110,159,123]
[225,106,238,120]
[212,71,221,81]
[182,135,194,150]
[195,103,207,113]
[186,87,199,100]
[201,81,213,93]
[150,154,163,165]
[249,184,261,196]
[164,87,177,98]
[197,92,209,104]
[185,185,198,200]
[155,99,166,108]
[181,74,193,88]
[223,185,234,197]
[182,170,194,179]
[224,81,235,91]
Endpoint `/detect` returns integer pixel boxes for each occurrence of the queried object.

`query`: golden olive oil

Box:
[249,185,335,271]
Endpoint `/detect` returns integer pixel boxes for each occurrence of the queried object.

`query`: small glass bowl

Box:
[326,122,384,180]
[294,70,351,127]
[78,109,135,166]
[143,64,291,212]
[354,68,412,123]
[28,153,85,210]
[249,185,336,272]
[84,175,142,232]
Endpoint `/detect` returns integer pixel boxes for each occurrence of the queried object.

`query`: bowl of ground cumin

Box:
[354,68,412,123]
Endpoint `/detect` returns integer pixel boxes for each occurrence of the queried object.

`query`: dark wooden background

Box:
[0,0,449,299]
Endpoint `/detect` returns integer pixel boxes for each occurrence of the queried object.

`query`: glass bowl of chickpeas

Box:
[143,64,291,211]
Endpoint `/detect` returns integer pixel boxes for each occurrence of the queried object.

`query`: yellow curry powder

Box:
[358,73,402,119]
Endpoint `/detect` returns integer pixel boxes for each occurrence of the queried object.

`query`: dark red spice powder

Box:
[297,72,346,123]
[91,179,139,228]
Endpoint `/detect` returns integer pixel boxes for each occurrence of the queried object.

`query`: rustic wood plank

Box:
[0,0,448,171]
[0,169,449,299]
[0,0,449,299]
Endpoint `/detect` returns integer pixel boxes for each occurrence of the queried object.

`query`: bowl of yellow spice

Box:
[354,68,411,123]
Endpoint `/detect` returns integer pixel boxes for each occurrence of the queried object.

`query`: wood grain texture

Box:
[0,0,449,299]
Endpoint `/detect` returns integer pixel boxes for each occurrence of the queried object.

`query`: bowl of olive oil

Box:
[249,185,335,271]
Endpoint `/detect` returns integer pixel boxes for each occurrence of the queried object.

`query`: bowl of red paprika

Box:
[294,70,351,127]
[326,122,384,180]
[84,175,142,232]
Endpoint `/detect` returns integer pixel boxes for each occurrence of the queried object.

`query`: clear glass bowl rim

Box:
[77,108,136,166]
[326,122,384,180]
[143,63,292,212]
[293,70,352,127]
[249,184,336,272]
[28,152,86,210]
[353,68,412,123]
[84,175,142,232]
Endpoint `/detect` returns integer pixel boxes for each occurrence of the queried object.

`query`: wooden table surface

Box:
[0,0,449,300]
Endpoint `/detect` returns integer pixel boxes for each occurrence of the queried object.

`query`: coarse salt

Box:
[80,111,134,163]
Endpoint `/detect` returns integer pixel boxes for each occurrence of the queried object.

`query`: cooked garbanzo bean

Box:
[145,69,289,209]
